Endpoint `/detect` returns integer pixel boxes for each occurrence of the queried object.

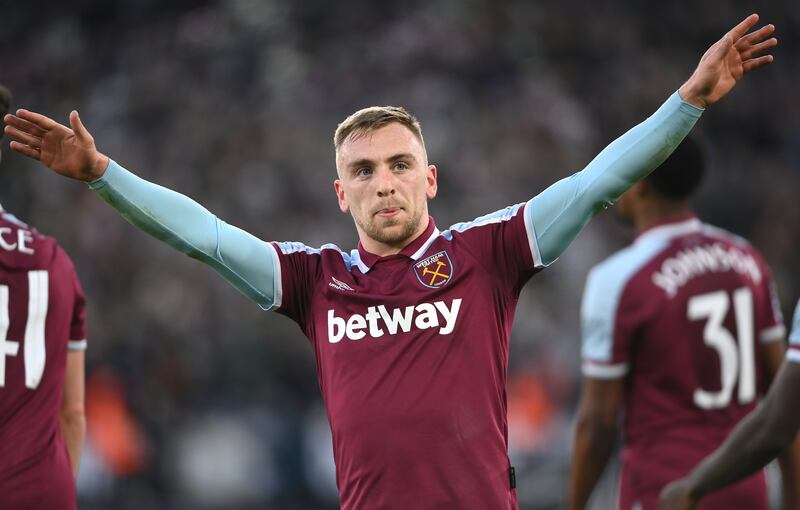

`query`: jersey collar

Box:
[634,213,702,245]
[355,217,440,273]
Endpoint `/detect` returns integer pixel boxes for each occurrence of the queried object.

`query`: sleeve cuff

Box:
[675,90,706,115]
[760,324,786,343]
[67,339,88,351]
[582,361,628,379]
[87,159,121,190]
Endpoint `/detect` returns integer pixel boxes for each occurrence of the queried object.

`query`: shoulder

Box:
[445,203,526,235]
[272,241,364,272]
[586,236,669,296]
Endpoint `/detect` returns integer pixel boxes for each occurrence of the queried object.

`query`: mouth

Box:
[374,207,403,218]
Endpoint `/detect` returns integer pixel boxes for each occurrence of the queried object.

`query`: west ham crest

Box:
[414,251,453,288]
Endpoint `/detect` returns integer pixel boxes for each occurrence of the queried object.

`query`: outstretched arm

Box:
[658,361,800,510]
[3,110,281,309]
[528,14,776,266]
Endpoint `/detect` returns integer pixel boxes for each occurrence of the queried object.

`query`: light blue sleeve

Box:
[526,91,704,266]
[88,161,280,310]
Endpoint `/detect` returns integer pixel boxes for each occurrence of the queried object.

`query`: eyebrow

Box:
[347,153,417,170]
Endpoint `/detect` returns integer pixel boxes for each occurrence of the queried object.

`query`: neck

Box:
[633,201,692,233]
[359,215,430,257]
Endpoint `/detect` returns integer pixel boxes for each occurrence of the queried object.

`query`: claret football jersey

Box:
[0,207,87,510]
[272,204,541,510]
[581,215,783,509]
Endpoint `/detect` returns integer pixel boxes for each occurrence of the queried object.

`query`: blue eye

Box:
[356,167,372,177]
[394,162,409,171]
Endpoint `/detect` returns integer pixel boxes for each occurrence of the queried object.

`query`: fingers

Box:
[4,114,48,138]
[4,124,42,149]
[15,108,59,131]
[728,13,760,41]
[741,37,777,60]
[8,140,41,160]
[69,110,92,142]
[739,23,775,46]
[743,54,774,74]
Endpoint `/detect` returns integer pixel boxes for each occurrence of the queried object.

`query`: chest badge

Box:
[414,250,453,288]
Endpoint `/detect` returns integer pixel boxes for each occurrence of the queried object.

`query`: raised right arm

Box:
[3,109,280,309]
[89,160,280,310]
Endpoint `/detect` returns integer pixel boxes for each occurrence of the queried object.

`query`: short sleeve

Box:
[446,202,541,293]
[271,242,323,330]
[67,259,88,351]
[580,268,639,379]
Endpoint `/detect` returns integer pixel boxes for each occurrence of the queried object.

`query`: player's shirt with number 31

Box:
[580,215,784,509]
[0,207,87,510]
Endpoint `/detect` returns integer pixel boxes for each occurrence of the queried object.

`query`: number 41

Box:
[0,271,49,390]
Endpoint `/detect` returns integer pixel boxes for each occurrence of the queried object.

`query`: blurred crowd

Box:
[1,1,798,508]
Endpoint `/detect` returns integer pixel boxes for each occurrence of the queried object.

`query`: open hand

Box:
[679,13,777,108]
[3,109,109,181]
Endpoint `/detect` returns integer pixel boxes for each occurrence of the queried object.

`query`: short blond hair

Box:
[334,106,425,152]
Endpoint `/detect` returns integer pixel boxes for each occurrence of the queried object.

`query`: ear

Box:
[425,165,438,199]
[334,179,349,213]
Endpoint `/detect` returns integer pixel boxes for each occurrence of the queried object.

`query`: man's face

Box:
[335,123,437,252]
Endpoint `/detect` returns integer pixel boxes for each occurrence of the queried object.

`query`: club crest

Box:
[414,251,453,288]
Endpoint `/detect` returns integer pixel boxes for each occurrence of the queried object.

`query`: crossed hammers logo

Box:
[422,261,450,286]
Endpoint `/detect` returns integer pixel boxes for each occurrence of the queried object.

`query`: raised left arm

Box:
[527,14,776,266]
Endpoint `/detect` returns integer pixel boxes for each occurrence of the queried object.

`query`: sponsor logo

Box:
[327,298,462,343]
[328,276,355,292]
[413,251,453,288]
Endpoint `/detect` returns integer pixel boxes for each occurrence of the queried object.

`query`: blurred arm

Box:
[89,161,280,310]
[568,377,623,510]
[527,92,703,266]
[60,349,86,478]
[762,340,800,509]
[662,361,800,507]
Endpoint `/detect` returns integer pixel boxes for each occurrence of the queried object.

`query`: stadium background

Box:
[1,0,798,508]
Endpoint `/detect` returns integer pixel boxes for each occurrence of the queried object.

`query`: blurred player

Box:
[659,299,800,510]
[3,15,777,510]
[569,137,800,510]
[0,85,88,509]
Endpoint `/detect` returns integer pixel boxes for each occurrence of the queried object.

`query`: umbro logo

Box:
[329,276,355,292]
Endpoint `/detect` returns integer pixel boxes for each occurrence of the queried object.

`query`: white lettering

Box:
[327,298,464,342]
[0,228,16,251]
[0,227,35,255]
[345,314,367,340]
[652,243,762,298]
[18,230,34,255]
[365,306,384,338]
[378,305,415,335]
[414,303,439,329]
[328,309,346,343]
[435,299,462,335]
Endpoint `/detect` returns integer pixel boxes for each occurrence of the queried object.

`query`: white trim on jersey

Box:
[582,361,629,379]
[523,200,544,268]
[67,339,88,351]
[634,217,702,246]
[581,236,670,364]
[786,349,800,364]
[790,300,800,347]
[267,242,283,311]
[349,249,371,274]
[409,227,443,261]
[760,324,786,344]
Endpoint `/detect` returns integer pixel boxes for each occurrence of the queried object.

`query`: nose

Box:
[375,167,396,198]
